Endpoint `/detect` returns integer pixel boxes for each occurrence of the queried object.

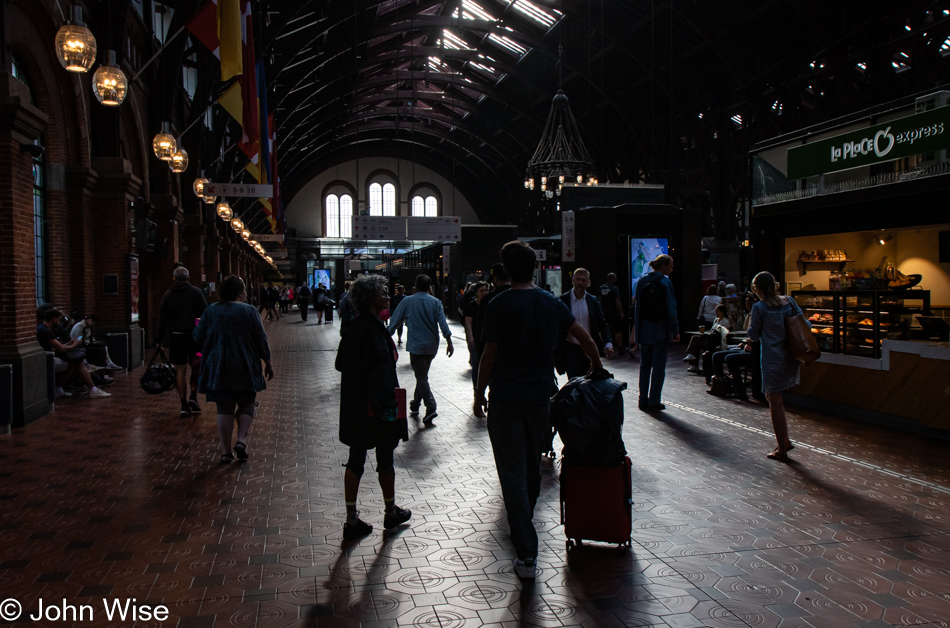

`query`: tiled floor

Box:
[3,313,950,627]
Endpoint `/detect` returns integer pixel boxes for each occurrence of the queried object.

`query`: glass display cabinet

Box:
[791,290,931,359]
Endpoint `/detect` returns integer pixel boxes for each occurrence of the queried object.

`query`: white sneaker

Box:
[89,388,112,398]
[104,362,122,370]
[686,365,699,373]
[683,354,696,362]
[513,558,537,580]
[55,387,72,398]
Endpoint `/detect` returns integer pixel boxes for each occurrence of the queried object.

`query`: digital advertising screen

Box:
[630,238,669,293]
[313,269,331,290]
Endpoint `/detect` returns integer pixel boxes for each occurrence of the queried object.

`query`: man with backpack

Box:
[633,254,680,411]
[296,283,312,321]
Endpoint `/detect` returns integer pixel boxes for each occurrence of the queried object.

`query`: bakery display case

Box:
[792,290,931,359]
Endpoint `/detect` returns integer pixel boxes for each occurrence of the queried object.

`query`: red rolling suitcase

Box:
[560,456,632,552]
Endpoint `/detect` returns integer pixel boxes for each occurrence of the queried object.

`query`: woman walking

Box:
[335,274,411,540]
[747,271,806,461]
[194,275,274,464]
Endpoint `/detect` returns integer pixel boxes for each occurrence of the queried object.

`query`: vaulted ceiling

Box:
[208,0,950,231]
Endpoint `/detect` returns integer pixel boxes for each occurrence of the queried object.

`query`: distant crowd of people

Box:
[40,243,807,581]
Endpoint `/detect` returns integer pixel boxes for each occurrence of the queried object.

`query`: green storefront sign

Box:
[786,105,950,179]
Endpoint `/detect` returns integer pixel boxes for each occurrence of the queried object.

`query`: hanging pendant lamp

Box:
[216,201,232,221]
[169,147,188,173]
[152,123,176,160]
[92,50,127,106]
[55,6,97,73]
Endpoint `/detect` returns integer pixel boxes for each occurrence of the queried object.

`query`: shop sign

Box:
[786,105,950,179]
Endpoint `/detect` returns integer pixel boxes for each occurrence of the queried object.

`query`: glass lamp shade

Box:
[216,201,232,221]
[230,217,244,232]
[55,10,97,73]
[193,177,209,198]
[241,229,250,240]
[202,194,216,205]
[248,240,258,249]
[169,147,188,173]
[576,174,583,183]
[92,51,127,106]
[152,123,176,160]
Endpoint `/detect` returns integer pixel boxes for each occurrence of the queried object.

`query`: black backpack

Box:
[639,276,667,323]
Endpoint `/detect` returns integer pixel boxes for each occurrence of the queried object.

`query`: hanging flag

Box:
[185,0,219,57]
[217,82,242,122]
[238,0,260,159]
[218,0,242,80]
[269,113,284,236]
[258,59,271,184]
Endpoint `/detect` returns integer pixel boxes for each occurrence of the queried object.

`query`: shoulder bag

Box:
[785,311,821,364]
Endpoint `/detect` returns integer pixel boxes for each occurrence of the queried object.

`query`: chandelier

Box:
[524,90,596,199]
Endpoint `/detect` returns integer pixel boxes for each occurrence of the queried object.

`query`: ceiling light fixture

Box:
[55,6,97,73]
[92,50,127,106]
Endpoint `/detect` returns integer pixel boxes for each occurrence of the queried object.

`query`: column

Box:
[0,71,50,427]
[91,157,144,370]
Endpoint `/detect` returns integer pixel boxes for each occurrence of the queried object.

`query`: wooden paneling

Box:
[795,352,950,430]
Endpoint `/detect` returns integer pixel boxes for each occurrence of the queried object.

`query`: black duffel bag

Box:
[140,347,177,395]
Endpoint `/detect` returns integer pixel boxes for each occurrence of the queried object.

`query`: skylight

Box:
[504,0,558,28]
[771,100,782,115]
[440,30,472,51]
[453,0,497,22]
[856,61,867,73]
[941,37,950,56]
[489,33,527,56]
[892,51,911,72]
[730,114,742,127]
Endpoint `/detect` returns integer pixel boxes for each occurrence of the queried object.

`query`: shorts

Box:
[53,357,69,373]
[169,332,199,365]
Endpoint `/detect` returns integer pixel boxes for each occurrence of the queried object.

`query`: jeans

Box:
[409,353,436,412]
[298,299,309,320]
[469,345,480,390]
[487,402,549,560]
[638,340,669,406]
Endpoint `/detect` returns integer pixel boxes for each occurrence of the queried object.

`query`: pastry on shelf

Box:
[808,313,821,322]
[858,318,874,326]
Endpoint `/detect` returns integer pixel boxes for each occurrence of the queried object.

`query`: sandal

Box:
[234,441,248,460]
[766,449,790,462]
[220,453,234,464]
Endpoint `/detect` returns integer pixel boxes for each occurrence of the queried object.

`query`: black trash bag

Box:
[140,347,177,395]
[550,367,627,466]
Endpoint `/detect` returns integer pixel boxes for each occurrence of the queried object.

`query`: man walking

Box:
[558,268,613,379]
[296,283,312,321]
[387,274,454,423]
[599,272,626,353]
[632,254,680,411]
[475,241,601,580]
[155,266,208,417]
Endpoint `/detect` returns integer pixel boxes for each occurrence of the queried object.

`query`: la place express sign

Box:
[786,105,950,180]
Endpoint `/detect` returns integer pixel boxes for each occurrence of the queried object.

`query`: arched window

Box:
[325,194,340,237]
[382,183,396,216]
[326,193,354,237]
[411,195,439,217]
[369,183,382,216]
[340,194,353,238]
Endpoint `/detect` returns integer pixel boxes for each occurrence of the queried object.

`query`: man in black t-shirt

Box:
[599,272,625,352]
[463,281,490,396]
[475,241,601,581]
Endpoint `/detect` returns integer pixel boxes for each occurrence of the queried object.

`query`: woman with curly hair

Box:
[335,274,411,540]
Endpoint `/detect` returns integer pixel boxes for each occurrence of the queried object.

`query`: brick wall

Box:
[0,138,40,345]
